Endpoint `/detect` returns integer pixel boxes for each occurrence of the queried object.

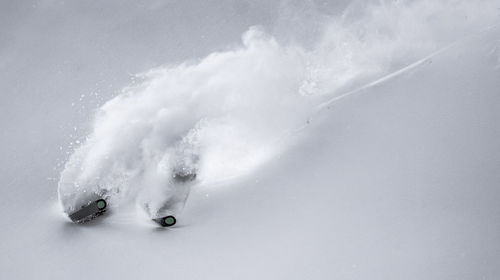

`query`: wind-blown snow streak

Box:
[58,0,499,219]
[316,41,459,110]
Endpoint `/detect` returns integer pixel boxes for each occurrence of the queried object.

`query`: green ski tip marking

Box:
[96,200,107,210]
[164,216,175,226]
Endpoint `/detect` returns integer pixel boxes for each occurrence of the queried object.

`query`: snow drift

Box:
[58,0,499,219]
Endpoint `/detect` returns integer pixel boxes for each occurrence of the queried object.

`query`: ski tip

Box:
[96,199,107,210]
[153,215,177,227]
[173,172,196,183]
[68,198,107,224]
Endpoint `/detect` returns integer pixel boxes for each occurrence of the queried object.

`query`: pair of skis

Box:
[68,198,176,227]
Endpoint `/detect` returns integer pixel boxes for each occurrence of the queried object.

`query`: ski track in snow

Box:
[316,43,457,110]
[317,21,500,111]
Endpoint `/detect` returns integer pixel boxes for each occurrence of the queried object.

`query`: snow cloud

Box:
[58,0,499,217]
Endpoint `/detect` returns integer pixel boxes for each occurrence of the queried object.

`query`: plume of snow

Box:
[58,0,499,217]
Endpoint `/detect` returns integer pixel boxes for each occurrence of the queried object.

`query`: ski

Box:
[152,215,177,227]
[68,198,107,223]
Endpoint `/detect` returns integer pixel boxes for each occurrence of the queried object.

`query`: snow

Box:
[1,0,500,279]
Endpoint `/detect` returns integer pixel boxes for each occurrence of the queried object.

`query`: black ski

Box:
[69,199,107,223]
[153,215,177,227]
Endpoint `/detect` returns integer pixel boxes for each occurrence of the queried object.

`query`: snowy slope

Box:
[1,1,500,279]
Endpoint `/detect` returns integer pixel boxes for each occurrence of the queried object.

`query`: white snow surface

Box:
[1,0,500,279]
